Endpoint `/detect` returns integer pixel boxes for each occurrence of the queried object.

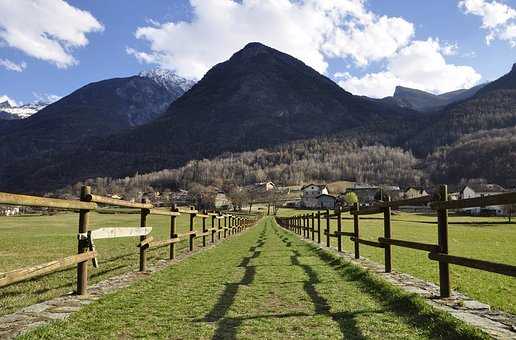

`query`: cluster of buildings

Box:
[298,183,427,209]
[0,206,20,216]
[297,181,513,216]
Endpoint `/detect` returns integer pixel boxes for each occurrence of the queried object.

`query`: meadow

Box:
[0,210,228,316]
[277,209,516,314]
[22,218,487,339]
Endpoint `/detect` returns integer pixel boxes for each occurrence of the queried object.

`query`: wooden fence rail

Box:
[276,185,516,298]
[0,186,259,294]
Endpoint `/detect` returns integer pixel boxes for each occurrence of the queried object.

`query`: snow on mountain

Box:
[0,101,48,120]
[139,68,196,94]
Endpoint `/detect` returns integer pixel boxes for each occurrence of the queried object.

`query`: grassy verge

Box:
[276,208,516,314]
[0,212,216,316]
[22,217,487,339]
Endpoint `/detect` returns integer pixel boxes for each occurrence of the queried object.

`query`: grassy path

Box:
[23,217,487,339]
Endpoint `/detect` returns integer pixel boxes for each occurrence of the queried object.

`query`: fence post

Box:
[202,210,207,247]
[437,185,450,297]
[189,207,195,252]
[303,214,308,238]
[170,203,178,259]
[325,209,330,247]
[139,198,149,271]
[353,203,360,259]
[317,211,321,243]
[337,207,342,252]
[77,185,91,295]
[224,216,228,238]
[211,214,215,243]
[218,214,222,239]
[384,197,392,272]
[311,213,315,241]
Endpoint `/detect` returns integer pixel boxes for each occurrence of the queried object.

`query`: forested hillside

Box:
[63,138,426,197]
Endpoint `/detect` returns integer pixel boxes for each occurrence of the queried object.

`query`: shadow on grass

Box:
[202,222,269,339]
[302,241,487,339]
[272,226,368,339]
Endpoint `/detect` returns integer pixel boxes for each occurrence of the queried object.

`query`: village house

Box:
[404,187,429,199]
[345,184,380,205]
[317,194,336,209]
[214,192,231,209]
[0,206,20,216]
[460,183,506,216]
[249,181,276,193]
[301,184,328,208]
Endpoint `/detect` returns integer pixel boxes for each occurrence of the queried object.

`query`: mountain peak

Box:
[0,101,12,109]
[139,68,196,92]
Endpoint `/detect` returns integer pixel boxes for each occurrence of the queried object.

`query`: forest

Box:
[58,137,427,200]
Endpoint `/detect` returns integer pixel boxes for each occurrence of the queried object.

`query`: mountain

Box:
[0,42,416,192]
[385,84,486,112]
[407,63,516,155]
[0,69,194,191]
[0,101,48,120]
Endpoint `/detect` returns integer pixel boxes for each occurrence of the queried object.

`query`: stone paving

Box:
[0,229,248,339]
[284,228,516,340]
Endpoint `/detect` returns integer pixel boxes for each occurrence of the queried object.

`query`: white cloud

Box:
[441,42,459,55]
[0,58,26,72]
[0,94,17,106]
[128,0,414,79]
[32,92,62,103]
[0,0,104,68]
[338,39,482,98]
[459,0,516,46]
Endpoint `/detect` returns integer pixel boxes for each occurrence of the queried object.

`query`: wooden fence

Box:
[0,186,258,295]
[275,185,516,298]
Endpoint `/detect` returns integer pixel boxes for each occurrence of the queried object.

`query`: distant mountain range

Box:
[0,43,514,192]
[0,101,49,120]
[382,83,487,112]
[0,68,195,192]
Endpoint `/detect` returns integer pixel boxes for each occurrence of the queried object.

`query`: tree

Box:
[343,192,359,206]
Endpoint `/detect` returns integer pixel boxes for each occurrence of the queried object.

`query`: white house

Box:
[250,181,276,192]
[460,184,506,216]
[0,206,20,216]
[302,184,328,208]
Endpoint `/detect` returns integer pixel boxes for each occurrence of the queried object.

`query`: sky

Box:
[0,0,515,105]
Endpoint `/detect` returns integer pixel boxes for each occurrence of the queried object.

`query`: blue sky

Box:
[0,0,515,104]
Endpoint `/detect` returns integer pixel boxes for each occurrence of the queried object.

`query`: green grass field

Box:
[21,218,487,339]
[0,211,236,316]
[277,208,516,314]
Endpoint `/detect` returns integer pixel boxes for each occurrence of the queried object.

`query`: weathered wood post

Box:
[337,207,342,252]
[311,213,315,241]
[384,196,392,272]
[211,214,216,243]
[189,207,195,252]
[303,214,307,238]
[218,213,222,239]
[170,204,178,259]
[224,215,228,238]
[437,185,450,297]
[202,210,207,247]
[317,211,321,243]
[77,185,91,295]
[139,197,149,271]
[353,203,360,259]
[325,209,330,247]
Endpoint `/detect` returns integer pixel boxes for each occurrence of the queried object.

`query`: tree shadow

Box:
[305,243,485,339]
